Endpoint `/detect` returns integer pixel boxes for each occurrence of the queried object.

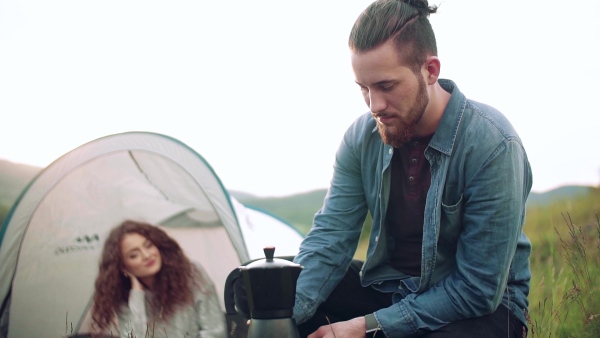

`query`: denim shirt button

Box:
[388,148,393,155]
[375,236,379,242]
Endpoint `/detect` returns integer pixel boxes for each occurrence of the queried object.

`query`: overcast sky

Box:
[1,0,599,197]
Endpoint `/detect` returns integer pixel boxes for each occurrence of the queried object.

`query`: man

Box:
[290,0,532,337]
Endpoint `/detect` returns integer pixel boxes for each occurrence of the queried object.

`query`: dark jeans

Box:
[297,260,527,338]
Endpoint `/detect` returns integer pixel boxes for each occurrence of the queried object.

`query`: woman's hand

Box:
[123,270,144,290]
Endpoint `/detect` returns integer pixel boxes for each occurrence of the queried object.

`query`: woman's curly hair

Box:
[91,220,207,332]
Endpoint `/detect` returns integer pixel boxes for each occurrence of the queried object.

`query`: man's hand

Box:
[307,317,367,338]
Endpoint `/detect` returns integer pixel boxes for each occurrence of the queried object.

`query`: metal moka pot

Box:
[239,246,303,338]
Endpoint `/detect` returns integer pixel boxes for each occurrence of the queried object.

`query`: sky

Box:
[1,0,599,197]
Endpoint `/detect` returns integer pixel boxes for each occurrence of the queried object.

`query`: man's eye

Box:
[381,84,394,91]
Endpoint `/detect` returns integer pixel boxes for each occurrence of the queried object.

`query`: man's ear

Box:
[423,56,441,85]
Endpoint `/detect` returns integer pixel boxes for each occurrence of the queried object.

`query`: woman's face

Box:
[120,232,162,280]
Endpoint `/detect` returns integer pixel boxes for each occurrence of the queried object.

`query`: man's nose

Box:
[369,91,386,114]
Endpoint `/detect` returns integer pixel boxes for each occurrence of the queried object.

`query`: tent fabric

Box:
[0,132,304,338]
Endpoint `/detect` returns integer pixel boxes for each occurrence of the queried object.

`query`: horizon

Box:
[0,156,596,198]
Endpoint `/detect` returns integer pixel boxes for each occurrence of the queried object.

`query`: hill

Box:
[526,185,593,207]
[232,189,327,234]
[236,185,595,233]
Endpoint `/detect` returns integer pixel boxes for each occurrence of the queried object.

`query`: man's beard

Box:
[377,74,429,148]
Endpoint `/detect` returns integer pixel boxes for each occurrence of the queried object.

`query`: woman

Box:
[91,220,227,338]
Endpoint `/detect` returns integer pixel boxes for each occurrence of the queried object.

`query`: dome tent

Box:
[0,132,304,338]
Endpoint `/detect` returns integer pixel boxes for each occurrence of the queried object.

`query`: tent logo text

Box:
[55,233,101,256]
[76,234,100,244]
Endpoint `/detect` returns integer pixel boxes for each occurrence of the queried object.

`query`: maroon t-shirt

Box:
[385,135,432,276]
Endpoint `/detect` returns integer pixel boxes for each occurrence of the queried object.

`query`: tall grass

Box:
[525,187,600,337]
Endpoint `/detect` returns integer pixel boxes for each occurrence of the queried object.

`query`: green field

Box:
[523,188,600,336]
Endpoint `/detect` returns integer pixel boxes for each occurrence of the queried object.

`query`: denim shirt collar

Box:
[428,79,466,156]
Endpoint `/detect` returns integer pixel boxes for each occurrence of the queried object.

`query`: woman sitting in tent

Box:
[91,220,227,338]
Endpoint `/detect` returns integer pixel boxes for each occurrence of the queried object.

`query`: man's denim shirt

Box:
[293,79,533,337]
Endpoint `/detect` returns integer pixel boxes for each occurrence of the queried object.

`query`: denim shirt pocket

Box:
[439,194,463,252]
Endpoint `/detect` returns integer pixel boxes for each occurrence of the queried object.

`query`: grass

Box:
[525,203,600,337]
[525,188,600,335]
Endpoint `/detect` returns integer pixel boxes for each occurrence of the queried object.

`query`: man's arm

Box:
[293,121,370,324]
